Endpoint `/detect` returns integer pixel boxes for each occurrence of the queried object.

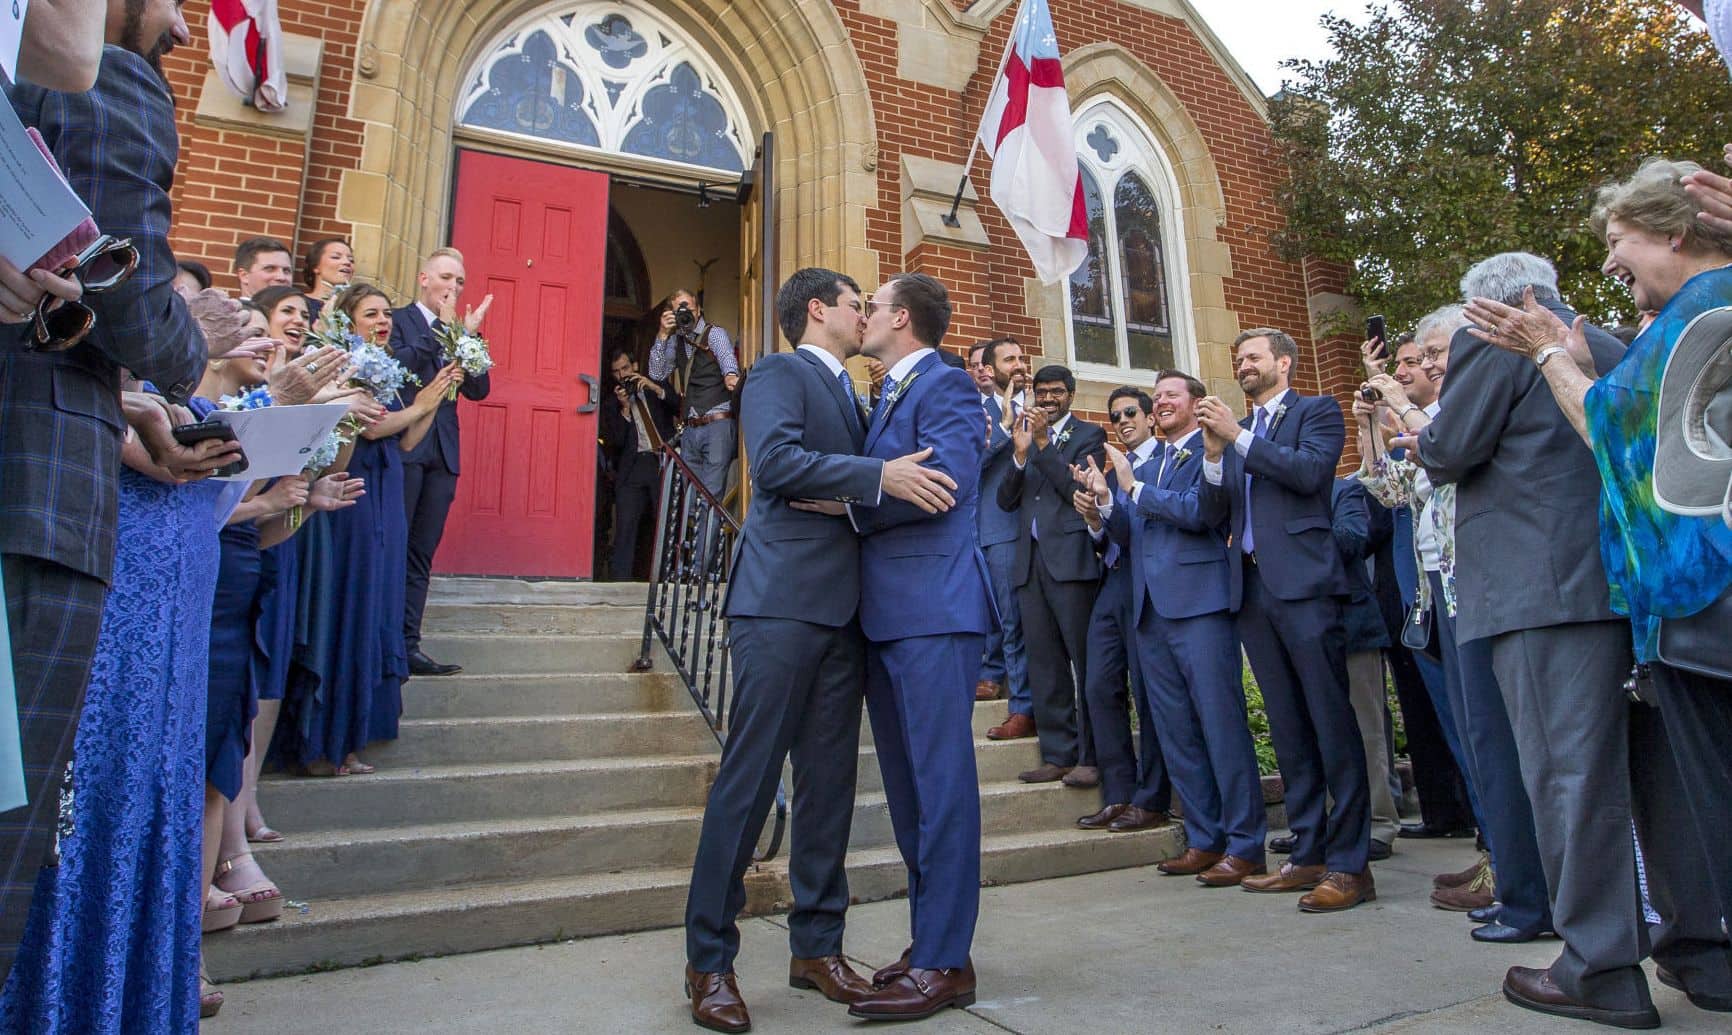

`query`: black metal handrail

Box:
[632,444,788,861]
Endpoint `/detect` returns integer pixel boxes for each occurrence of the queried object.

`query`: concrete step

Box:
[400,672,687,719]
[206,823,1182,983]
[427,578,649,608]
[420,603,648,637]
[252,781,1112,899]
[361,713,719,767]
[415,634,648,675]
[258,736,1043,834]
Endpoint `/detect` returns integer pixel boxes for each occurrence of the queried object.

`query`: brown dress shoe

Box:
[1197,854,1267,887]
[1018,762,1072,783]
[1060,765,1100,788]
[1241,861,1327,893]
[685,964,751,1033]
[974,680,1004,701]
[1429,883,1494,912]
[1299,870,1376,912]
[987,713,1036,740]
[1156,847,1223,876]
[872,946,912,988]
[1434,853,1490,889]
[789,955,873,1005]
[848,965,977,1021]
[1107,805,1169,832]
[1077,803,1128,830]
[1503,965,1660,1029]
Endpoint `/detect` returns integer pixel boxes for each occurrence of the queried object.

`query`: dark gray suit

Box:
[685,348,881,973]
[1418,308,1732,1010]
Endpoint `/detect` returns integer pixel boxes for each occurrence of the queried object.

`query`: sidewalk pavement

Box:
[215,836,1722,1033]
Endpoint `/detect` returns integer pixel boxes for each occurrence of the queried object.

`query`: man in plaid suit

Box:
[0,9,211,978]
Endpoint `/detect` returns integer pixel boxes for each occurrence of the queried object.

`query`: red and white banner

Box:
[975,0,1087,284]
[209,0,287,113]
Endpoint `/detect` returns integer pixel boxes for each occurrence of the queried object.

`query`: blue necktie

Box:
[873,376,898,423]
[1242,408,1268,554]
[839,369,860,433]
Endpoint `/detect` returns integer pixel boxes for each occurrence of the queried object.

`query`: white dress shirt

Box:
[1097,436,1162,525]
[1202,391,1290,485]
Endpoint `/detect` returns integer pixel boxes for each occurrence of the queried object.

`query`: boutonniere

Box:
[1054,423,1074,448]
[882,367,923,408]
[1267,402,1290,434]
[1172,446,1193,465]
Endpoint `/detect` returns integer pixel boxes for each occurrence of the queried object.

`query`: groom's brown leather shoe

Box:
[685,964,750,1033]
[849,964,977,1021]
[872,945,912,988]
[789,955,872,1004]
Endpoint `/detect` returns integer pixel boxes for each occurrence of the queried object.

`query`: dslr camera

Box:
[674,302,697,332]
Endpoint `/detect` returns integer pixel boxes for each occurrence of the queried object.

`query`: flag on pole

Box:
[974,0,1087,285]
[209,0,288,113]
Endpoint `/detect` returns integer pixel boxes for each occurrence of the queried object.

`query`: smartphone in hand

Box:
[1366,314,1387,357]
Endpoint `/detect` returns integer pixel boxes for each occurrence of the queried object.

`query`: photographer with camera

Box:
[602,349,678,580]
[648,290,740,500]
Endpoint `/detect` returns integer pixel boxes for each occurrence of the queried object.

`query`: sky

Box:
[1189,0,1378,95]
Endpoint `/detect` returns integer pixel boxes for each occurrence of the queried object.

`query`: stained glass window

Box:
[459,2,749,174]
[1065,102,1188,375]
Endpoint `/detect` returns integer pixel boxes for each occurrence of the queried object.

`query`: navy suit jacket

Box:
[997,414,1109,586]
[2,47,209,583]
[726,350,881,627]
[855,352,995,642]
[1201,390,1350,602]
[1108,430,1235,624]
[391,305,492,474]
[977,396,1020,547]
[1331,478,1391,652]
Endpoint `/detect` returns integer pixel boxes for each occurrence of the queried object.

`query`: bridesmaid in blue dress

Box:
[278,283,455,776]
[0,381,237,1033]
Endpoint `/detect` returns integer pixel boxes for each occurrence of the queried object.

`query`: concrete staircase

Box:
[205,579,1182,982]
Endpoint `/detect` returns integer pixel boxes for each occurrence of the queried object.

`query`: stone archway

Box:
[341,0,881,297]
[1037,42,1242,401]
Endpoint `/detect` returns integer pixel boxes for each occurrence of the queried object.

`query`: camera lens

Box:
[1359,386,1381,403]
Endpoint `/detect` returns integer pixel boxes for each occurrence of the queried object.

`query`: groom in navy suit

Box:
[682,269,960,1033]
[843,273,995,1023]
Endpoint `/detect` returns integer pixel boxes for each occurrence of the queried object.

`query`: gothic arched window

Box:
[459,2,751,174]
[1065,100,1192,377]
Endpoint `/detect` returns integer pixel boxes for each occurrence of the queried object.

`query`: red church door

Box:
[435,150,608,577]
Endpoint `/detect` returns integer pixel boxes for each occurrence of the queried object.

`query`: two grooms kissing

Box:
[682,268,996,1031]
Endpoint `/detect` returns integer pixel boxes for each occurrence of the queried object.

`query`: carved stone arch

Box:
[341,0,881,297]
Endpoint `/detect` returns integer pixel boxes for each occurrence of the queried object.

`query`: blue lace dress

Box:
[0,466,226,1033]
[277,423,409,765]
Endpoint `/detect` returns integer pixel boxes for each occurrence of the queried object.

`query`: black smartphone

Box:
[1366,314,1387,355]
[172,420,248,478]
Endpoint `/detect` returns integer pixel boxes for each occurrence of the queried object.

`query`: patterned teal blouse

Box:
[1583,266,1732,662]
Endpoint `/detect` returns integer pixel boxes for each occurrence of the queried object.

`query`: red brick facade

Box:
[158,0,1357,454]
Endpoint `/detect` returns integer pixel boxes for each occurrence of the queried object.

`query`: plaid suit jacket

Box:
[0,47,207,583]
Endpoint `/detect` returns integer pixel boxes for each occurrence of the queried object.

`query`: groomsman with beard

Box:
[842,273,995,1022]
[682,268,959,1033]
[1097,371,1268,886]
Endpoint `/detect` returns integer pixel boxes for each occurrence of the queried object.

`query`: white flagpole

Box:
[942,0,1023,228]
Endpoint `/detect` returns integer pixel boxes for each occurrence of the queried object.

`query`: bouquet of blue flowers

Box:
[307,305,419,404]
[220,384,274,411]
[436,320,494,401]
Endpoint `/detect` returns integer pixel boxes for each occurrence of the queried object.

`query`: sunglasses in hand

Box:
[31,235,141,352]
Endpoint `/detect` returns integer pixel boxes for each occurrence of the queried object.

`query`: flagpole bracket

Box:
[940,174,968,229]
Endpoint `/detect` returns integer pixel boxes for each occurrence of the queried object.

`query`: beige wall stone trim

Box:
[900,155,987,256]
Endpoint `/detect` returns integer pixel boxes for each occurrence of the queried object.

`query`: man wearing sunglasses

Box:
[0,0,214,980]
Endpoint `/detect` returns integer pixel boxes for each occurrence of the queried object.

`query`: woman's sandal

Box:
[215,853,285,924]
[200,966,224,1018]
[246,822,284,844]
[300,760,349,778]
[203,888,242,933]
[343,758,376,775]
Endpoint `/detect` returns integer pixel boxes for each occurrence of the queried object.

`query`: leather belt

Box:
[683,411,733,429]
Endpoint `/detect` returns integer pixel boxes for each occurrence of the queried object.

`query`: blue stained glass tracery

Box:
[584,14,648,69]
[620,63,743,172]
[461,31,600,147]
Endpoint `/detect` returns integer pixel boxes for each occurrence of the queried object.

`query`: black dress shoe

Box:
[1399,822,1477,840]
[1472,922,1553,944]
[408,649,462,676]
[1467,904,1500,924]
[1267,834,1295,855]
[1368,839,1392,862]
[1658,965,1732,1012]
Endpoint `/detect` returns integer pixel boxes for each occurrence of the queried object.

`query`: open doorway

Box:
[594,180,742,581]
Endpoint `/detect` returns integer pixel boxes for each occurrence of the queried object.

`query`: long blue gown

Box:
[206,518,267,800]
[0,467,225,1033]
[278,428,408,766]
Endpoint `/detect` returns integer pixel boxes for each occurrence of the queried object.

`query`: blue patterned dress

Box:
[0,466,227,1033]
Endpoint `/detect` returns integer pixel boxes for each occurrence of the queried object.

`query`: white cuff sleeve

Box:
[1202,458,1224,485]
[1233,428,1254,456]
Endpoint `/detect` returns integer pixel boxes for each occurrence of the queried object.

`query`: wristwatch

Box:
[1534,345,1569,367]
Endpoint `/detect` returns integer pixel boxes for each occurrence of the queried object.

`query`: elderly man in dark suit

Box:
[390,248,493,676]
[998,364,1109,784]
[1199,328,1373,912]
[1415,252,1725,1028]
[682,268,959,1033]
[0,15,218,976]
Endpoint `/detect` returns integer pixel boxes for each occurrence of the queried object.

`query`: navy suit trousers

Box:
[401,459,458,649]
[685,617,864,971]
[1080,579,1169,811]
[864,633,983,971]
[1236,564,1369,872]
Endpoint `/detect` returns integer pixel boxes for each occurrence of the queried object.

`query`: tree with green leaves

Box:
[1270,0,1732,330]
